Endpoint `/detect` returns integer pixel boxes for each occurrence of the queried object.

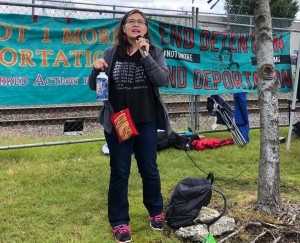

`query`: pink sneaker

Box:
[113,224,132,243]
[149,213,164,230]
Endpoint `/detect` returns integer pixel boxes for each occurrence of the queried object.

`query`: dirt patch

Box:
[216,200,300,243]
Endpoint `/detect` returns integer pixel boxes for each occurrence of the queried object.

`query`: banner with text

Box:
[0,13,292,106]
[149,21,292,95]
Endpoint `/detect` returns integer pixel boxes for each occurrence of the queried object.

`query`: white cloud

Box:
[45,0,300,19]
[92,0,226,14]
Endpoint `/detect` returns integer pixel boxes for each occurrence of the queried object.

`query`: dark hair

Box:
[220,47,232,54]
[115,9,152,57]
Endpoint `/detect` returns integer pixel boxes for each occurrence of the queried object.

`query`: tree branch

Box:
[250,230,269,243]
[219,222,262,243]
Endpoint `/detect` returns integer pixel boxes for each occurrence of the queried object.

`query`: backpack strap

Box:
[207,172,214,184]
[193,184,227,227]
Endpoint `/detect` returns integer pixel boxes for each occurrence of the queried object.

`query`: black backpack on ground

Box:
[293,121,300,137]
[165,173,227,229]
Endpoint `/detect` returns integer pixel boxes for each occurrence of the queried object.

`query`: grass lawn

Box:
[1,127,300,242]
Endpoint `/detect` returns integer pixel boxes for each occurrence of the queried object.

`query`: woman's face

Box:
[122,13,148,40]
[221,49,231,62]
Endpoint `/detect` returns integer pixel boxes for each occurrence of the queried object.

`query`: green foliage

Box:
[225,0,299,19]
[1,128,300,242]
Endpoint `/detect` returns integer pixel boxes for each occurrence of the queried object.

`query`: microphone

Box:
[136,35,148,56]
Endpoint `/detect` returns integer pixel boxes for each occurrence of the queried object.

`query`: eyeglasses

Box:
[125,19,146,25]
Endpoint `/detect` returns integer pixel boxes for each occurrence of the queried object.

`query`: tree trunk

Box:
[254,0,281,214]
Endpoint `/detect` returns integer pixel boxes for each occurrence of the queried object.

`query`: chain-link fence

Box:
[1,0,299,143]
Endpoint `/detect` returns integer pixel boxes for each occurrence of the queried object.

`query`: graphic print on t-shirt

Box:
[112,61,148,90]
[110,53,156,123]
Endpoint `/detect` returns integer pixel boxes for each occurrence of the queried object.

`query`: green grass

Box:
[1,128,300,242]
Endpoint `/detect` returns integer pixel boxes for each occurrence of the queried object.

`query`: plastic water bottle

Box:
[96,72,108,101]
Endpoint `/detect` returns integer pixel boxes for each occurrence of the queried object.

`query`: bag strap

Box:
[207,172,214,184]
[193,184,227,227]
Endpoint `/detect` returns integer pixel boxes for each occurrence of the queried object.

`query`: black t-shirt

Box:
[109,50,157,123]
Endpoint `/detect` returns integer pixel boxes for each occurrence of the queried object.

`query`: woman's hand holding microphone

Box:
[136,35,149,57]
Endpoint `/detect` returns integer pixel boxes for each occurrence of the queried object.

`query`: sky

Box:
[98,0,300,19]
[17,0,300,17]
[100,0,226,15]
[17,0,299,19]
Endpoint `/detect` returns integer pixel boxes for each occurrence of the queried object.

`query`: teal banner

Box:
[149,20,292,95]
[0,13,293,106]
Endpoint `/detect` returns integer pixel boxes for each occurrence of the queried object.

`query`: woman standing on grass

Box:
[88,9,171,243]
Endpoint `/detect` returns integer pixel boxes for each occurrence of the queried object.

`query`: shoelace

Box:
[151,214,164,221]
[114,225,131,234]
